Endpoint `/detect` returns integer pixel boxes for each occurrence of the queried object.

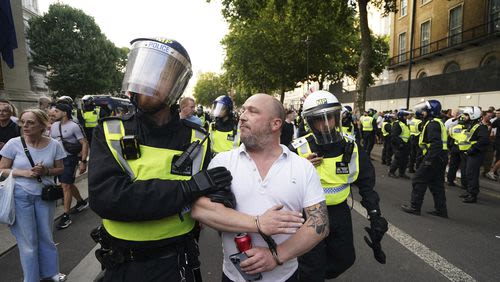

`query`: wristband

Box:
[81,160,88,164]
[256,216,283,265]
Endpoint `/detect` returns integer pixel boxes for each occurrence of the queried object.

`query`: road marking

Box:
[352,200,476,282]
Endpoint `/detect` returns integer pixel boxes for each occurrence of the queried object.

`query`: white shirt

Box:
[445,117,459,130]
[376,116,384,128]
[209,144,325,282]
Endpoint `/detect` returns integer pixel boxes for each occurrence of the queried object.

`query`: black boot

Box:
[401,204,421,215]
[462,195,477,203]
[427,210,448,218]
[399,173,411,179]
[459,192,470,198]
[388,171,399,178]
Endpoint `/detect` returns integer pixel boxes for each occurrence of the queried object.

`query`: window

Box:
[443,62,460,73]
[421,0,431,4]
[420,21,431,55]
[417,71,427,79]
[401,0,408,17]
[449,6,463,45]
[490,0,500,32]
[482,55,498,66]
[398,33,407,62]
[396,75,404,83]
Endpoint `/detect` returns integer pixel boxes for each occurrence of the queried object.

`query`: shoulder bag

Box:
[59,122,83,155]
[20,137,63,201]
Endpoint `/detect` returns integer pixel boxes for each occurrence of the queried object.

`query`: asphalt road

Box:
[1,157,499,281]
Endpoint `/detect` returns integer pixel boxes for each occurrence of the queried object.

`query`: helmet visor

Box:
[212,102,228,118]
[413,101,430,113]
[304,107,343,145]
[122,40,192,106]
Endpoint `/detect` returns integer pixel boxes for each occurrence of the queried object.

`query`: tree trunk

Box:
[279,87,285,104]
[355,0,372,115]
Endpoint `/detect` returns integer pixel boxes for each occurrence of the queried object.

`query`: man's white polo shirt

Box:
[208,144,325,282]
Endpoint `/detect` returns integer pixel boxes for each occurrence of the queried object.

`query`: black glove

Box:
[207,189,236,208]
[181,166,232,202]
[364,215,388,264]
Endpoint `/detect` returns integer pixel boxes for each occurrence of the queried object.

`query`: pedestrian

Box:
[50,103,89,229]
[401,100,449,218]
[179,96,202,126]
[210,95,239,155]
[280,109,295,147]
[388,109,411,179]
[459,107,490,203]
[0,99,20,152]
[485,108,500,181]
[376,111,384,144]
[360,109,377,159]
[287,91,387,281]
[192,93,328,282]
[0,108,67,282]
[381,113,394,166]
[38,96,52,113]
[407,112,423,173]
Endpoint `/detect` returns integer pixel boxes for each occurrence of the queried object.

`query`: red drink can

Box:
[235,233,252,252]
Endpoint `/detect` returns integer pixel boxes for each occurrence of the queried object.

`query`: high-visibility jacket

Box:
[449,124,470,151]
[397,121,410,143]
[408,118,422,136]
[294,134,359,206]
[360,116,374,132]
[101,119,208,241]
[465,123,481,147]
[209,122,240,154]
[83,108,100,128]
[381,121,391,136]
[419,118,448,155]
[342,122,355,140]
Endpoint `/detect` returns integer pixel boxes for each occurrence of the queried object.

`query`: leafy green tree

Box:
[193,72,229,106]
[27,4,125,98]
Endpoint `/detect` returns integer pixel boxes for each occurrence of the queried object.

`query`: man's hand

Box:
[258,205,304,235]
[79,162,87,174]
[306,153,323,167]
[240,247,278,274]
[364,215,388,264]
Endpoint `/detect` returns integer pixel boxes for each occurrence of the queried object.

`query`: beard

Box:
[241,123,273,151]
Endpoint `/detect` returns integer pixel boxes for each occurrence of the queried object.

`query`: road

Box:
[1,145,499,281]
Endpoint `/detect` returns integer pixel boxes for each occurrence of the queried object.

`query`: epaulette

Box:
[291,136,308,149]
[181,119,208,135]
[98,115,130,124]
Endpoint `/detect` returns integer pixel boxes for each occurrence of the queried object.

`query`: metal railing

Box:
[389,18,500,67]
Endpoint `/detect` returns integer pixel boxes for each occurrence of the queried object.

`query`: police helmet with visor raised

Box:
[121,38,192,107]
[302,90,343,145]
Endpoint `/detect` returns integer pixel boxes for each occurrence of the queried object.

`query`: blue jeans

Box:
[10,188,60,282]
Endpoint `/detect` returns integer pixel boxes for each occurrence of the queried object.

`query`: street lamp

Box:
[304,35,311,92]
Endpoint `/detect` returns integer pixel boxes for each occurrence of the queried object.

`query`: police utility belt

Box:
[91,226,196,268]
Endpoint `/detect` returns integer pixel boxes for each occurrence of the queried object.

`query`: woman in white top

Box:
[0,109,67,282]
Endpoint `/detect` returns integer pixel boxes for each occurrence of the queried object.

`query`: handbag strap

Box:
[20,137,43,183]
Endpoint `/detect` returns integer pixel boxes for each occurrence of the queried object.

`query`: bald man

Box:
[192,94,328,282]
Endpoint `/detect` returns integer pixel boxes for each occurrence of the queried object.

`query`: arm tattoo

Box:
[304,201,329,236]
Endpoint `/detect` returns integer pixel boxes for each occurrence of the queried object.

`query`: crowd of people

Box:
[0,36,499,282]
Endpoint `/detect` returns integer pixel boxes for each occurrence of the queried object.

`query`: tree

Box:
[193,72,229,106]
[27,4,125,98]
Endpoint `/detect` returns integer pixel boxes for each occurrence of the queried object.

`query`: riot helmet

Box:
[414,100,441,118]
[82,95,95,111]
[121,38,192,110]
[302,90,343,145]
[460,106,482,121]
[196,105,204,116]
[211,95,233,118]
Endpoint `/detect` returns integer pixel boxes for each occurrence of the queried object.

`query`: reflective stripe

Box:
[324,184,349,194]
[408,118,422,136]
[103,120,136,179]
[398,121,410,143]
[419,118,448,155]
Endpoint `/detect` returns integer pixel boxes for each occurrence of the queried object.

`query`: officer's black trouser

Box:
[100,239,200,282]
[459,152,468,189]
[466,152,485,196]
[410,154,447,212]
[84,127,94,146]
[381,135,392,164]
[362,131,375,157]
[447,147,461,183]
[408,135,419,170]
[390,142,410,175]
[298,202,355,282]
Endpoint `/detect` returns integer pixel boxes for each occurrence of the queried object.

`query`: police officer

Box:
[341,105,361,142]
[401,100,448,218]
[292,90,388,281]
[209,95,239,155]
[80,95,100,145]
[446,115,467,187]
[381,113,394,166]
[407,112,423,173]
[360,108,378,159]
[459,106,490,203]
[195,105,210,130]
[88,38,233,282]
[388,109,411,179]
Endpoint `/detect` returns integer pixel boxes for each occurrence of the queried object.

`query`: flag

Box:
[0,0,18,68]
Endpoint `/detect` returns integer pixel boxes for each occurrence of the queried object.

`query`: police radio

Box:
[173,133,209,171]
[342,141,355,164]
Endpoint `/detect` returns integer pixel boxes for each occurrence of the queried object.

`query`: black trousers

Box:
[362,131,375,157]
[298,202,355,282]
[381,136,393,164]
[408,135,420,170]
[447,148,461,183]
[84,127,94,146]
[390,142,410,175]
[410,155,447,212]
[465,153,485,196]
